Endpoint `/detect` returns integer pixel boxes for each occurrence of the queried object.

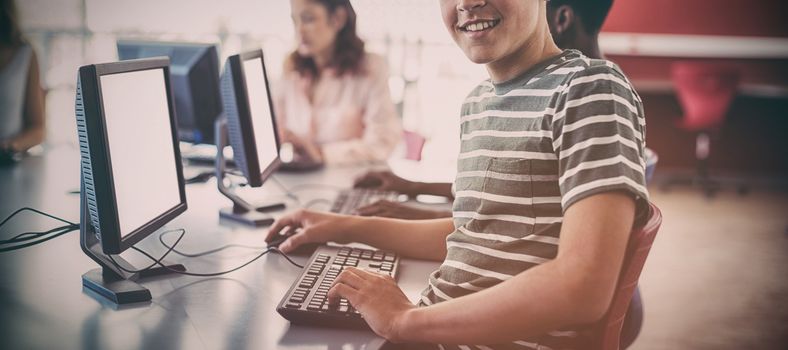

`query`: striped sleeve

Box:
[551,63,649,213]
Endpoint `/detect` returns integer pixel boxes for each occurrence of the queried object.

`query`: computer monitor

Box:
[213,49,283,226]
[117,40,221,144]
[76,57,187,304]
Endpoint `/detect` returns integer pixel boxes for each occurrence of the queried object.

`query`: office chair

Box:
[663,62,742,197]
[589,202,662,350]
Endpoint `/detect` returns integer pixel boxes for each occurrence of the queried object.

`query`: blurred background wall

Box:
[601,0,788,177]
[16,0,788,180]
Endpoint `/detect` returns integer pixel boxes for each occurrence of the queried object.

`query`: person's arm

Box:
[320,55,402,164]
[407,182,453,198]
[355,200,452,220]
[353,170,454,198]
[328,192,635,343]
[5,50,45,152]
[266,210,454,261]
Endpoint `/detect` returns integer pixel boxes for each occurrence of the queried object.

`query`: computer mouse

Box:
[267,227,322,257]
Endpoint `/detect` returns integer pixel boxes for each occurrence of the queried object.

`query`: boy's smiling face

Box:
[440,0,544,65]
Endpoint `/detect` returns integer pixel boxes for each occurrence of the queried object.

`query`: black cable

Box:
[109,229,304,277]
[1,224,79,244]
[129,246,273,277]
[157,229,303,268]
[0,207,77,229]
[0,225,78,253]
[106,228,187,273]
[184,171,214,184]
[157,229,268,258]
[269,175,301,206]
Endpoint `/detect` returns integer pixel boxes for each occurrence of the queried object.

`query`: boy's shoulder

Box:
[558,51,629,84]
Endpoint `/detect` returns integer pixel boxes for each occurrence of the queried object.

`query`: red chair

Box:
[590,202,663,350]
[665,62,741,197]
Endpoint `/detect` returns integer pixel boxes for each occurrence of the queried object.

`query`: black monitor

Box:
[213,49,284,227]
[117,40,221,144]
[76,57,188,304]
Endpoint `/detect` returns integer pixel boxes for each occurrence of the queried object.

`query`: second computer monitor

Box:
[220,49,281,188]
[117,40,222,144]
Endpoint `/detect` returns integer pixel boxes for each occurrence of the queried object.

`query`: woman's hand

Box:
[328,267,416,342]
[281,129,323,163]
[265,209,353,253]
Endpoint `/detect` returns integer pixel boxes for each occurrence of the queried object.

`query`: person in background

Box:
[274,0,401,166]
[0,0,45,162]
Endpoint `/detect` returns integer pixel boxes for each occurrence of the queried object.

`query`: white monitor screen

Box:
[100,69,181,238]
[242,57,278,174]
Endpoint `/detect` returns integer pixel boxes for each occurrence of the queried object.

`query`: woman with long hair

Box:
[274,0,401,165]
[0,0,45,160]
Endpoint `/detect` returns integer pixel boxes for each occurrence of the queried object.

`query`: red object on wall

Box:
[603,0,788,37]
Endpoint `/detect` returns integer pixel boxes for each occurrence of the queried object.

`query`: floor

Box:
[630,180,788,349]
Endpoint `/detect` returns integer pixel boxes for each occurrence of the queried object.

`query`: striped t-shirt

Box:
[418,50,650,350]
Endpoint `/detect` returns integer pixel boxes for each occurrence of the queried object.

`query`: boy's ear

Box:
[330,7,349,31]
[552,5,575,35]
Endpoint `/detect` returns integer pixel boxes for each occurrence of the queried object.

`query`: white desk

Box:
[0,147,443,350]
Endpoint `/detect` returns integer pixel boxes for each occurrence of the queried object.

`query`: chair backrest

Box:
[592,202,663,350]
[403,130,427,161]
[672,62,739,130]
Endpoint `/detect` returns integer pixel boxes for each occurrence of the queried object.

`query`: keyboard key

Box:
[286,302,302,309]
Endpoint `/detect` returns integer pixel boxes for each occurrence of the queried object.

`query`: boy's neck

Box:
[574,33,604,60]
[486,33,563,84]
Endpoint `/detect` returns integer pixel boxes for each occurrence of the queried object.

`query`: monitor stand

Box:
[214,119,284,227]
[79,180,186,305]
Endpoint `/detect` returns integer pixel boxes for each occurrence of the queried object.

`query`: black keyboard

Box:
[276,245,400,329]
[330,188,399,214]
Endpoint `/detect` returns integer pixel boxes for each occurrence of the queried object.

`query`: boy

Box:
[351,0,617,221]
[267,1,648,349]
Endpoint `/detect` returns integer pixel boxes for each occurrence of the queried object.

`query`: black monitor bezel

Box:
[82,57,188,254]
[225,49,282,188]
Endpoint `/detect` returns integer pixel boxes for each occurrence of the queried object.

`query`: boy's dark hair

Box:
[288,0,365,78]
[1,0,24,47]
[547,0,614,35]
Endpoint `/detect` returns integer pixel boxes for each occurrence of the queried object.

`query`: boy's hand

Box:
[265,210,350,253]
[353,170,416,194]
[328,267,416,342]
[355,200,450,220]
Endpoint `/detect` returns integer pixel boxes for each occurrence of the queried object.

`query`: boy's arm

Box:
[329,192,635,344]
[345,216,454,261]
[268,211,454,262]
